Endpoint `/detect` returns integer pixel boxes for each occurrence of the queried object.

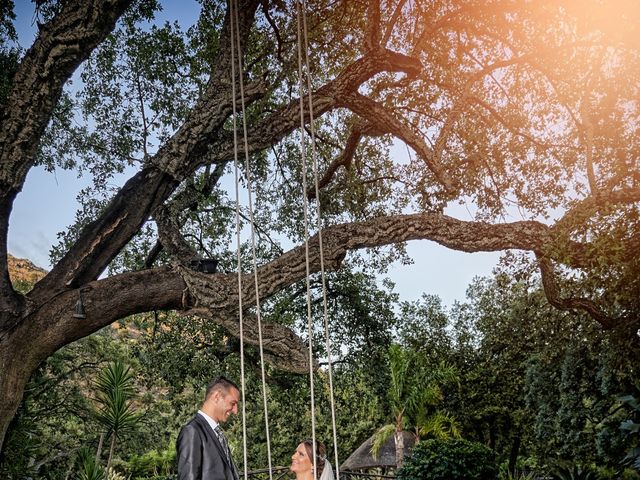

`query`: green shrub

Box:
[77,447,106,480]
[549,462,600,480]
[128,447,176,478]
[396,438,497,480]
[619,387,640,472]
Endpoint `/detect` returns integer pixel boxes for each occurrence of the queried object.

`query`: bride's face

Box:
[290,443,313,475]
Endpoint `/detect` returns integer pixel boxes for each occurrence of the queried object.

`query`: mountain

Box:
[8,254,48,286]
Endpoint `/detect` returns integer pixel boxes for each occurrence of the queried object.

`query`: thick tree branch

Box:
[382,0,408,47]
[31,3,263,296]
[365,1,381,52]
[0,0,135,192]
[148,163,227,265]
[537,254,615,329]
[32,212,551,347]
[0,0,135,322]
[237,48,422,155]
[155,211,200,263]
[338,91,454,191]
[32,166,180,297]
[305,124,364,200]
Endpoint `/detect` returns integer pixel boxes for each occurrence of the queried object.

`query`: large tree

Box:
[1,0,639,452]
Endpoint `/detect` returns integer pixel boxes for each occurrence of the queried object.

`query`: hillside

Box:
[8,254,48,286]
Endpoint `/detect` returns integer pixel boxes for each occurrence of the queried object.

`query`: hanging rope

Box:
[230,1,274,479]
[229,1,248,478]
[300,5,340,477]
[228,2,340,478]
[295,2,317,477]
[296,1,340,478]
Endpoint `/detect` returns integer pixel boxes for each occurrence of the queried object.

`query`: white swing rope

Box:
[230,1,339,477]
[296,1,340,478]
[295,0,318,473]
[230,1,274,479]
[229,1,248,478]
[300,6,340,479]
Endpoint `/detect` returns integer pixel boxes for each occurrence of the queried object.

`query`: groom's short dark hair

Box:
[205,376,240,400]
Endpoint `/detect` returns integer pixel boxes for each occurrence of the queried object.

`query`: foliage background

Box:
[2,255,639,479]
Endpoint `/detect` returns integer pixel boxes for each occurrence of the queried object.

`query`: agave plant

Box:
[77,447,106,480]
[549,462,599,480]
[498,466,538,480]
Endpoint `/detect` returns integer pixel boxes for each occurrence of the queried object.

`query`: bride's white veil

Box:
[319,459,335,480]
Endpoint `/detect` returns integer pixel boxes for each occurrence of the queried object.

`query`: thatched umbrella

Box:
[340,431,417,471]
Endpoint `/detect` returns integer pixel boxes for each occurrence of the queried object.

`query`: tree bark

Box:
[107,433,116,473]
[0,0,136,315]
[96,432,104,465]
[394,428,404,469]
[0,329,36,456]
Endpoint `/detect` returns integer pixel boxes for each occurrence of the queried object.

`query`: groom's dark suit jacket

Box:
[177,414,238,480]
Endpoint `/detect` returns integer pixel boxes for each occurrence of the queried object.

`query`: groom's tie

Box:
[214,425,238,479]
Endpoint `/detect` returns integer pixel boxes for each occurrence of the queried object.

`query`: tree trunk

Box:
[107,433,116,473]
[0,322,41,453]
[508,435,521,476]
[394,428,404,469]
[96,432,104,464]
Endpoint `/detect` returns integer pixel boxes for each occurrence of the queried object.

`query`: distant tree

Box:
[372,344,459,468]
[392,258,640,475]
[447,258,640,471]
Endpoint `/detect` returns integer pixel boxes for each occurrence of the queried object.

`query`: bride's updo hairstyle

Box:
[302,439,327,476]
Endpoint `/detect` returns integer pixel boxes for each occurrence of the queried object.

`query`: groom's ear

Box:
[205,389,219,405]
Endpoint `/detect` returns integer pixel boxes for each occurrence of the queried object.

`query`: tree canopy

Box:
[1,0,640,453]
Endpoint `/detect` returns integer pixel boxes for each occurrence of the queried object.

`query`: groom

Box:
[177,376,241,480]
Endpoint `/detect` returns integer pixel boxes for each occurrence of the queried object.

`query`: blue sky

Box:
[7,0,500,306]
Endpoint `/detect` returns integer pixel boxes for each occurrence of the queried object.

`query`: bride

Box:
[290,439,335,480]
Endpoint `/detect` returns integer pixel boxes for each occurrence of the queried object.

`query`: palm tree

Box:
[409,359,460,442]
[92,360,141,471]
[372,345,460,468]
